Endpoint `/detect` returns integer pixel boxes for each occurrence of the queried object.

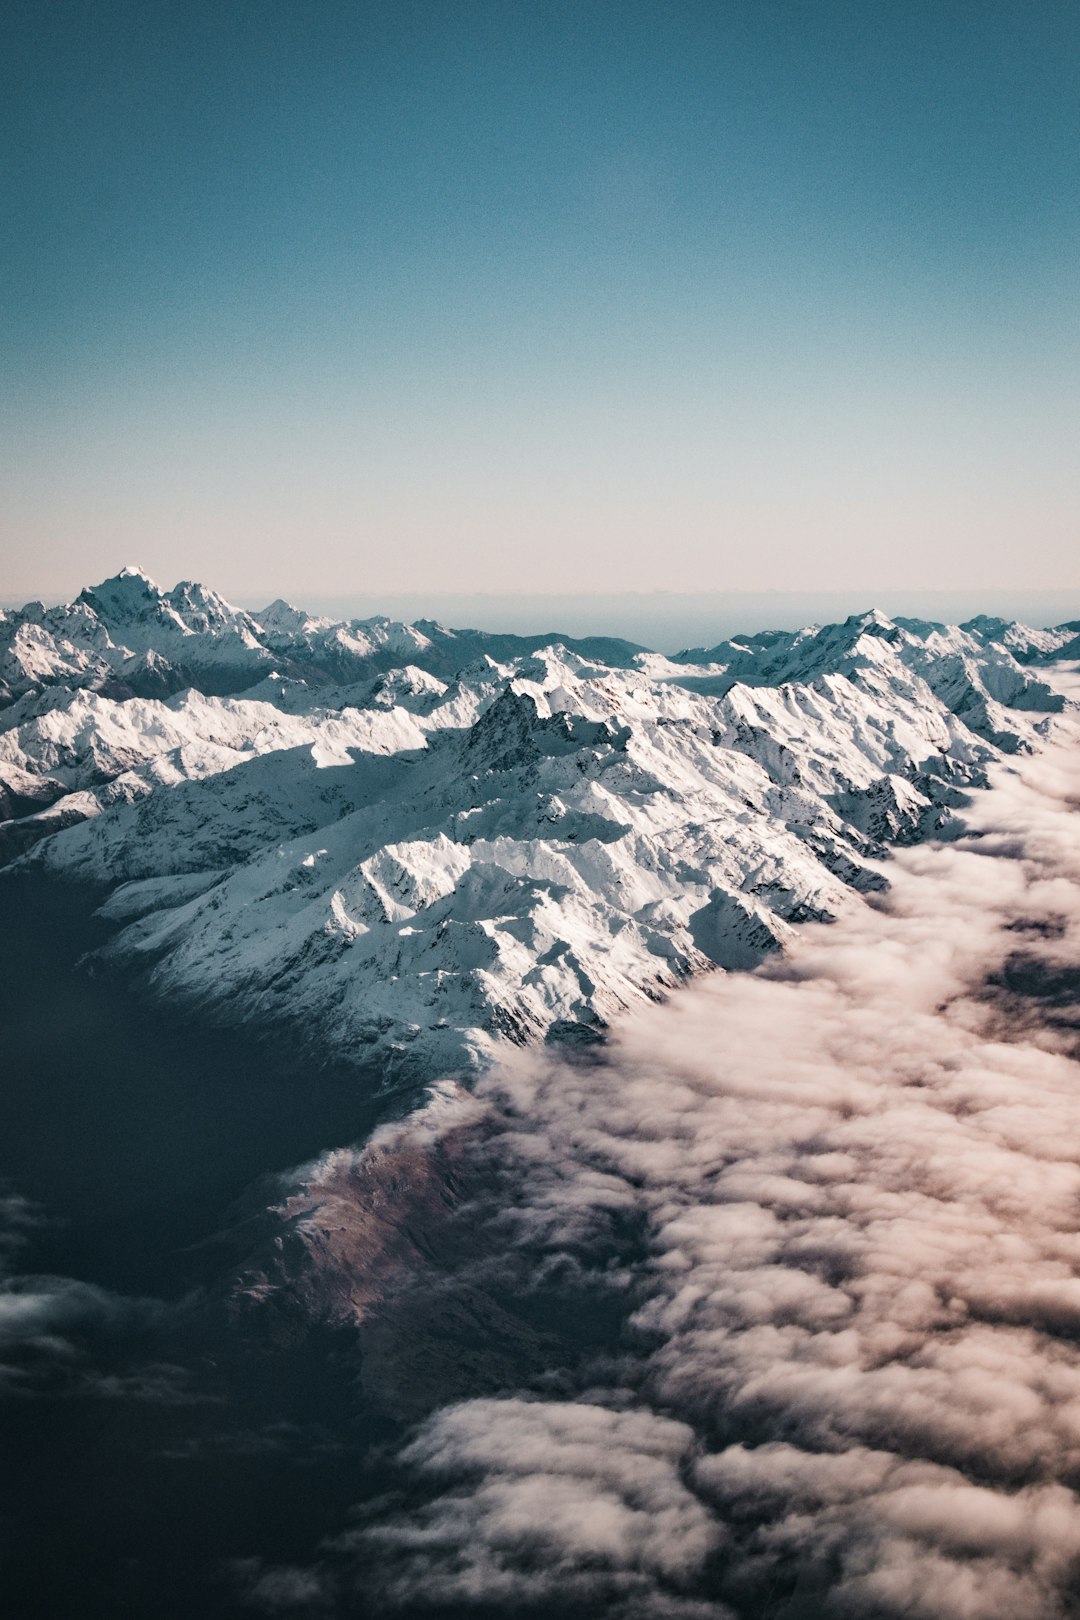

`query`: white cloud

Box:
[351,737,1080,1616]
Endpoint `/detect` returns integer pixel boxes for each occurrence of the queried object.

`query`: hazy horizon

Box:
[249,587,1080,649]
[6,572,1080,654]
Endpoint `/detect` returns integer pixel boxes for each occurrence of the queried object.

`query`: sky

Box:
[2,0,1078,606]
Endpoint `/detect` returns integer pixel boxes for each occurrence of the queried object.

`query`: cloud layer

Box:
[305,733,1080,1619]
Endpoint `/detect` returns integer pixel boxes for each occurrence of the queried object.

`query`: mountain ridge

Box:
[3,567,1078,1082]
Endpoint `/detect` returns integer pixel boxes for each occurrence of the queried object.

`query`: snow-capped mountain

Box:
[0,564,644,711]
[2,568,1077,1080]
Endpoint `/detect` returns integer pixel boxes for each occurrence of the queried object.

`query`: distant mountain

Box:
[0,564,645,710]
[672,609,1071,748]
[2,568,1076,1080]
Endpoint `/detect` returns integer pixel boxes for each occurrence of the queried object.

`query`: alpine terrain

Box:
[5,568,1080,1620]
[2,565,1077,1082]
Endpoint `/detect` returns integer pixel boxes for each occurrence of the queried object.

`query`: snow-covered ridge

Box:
[3,569,1078,1079]
[0,564,645,711]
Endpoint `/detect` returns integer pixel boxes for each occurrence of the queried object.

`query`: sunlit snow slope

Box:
[2,567,1076,1077]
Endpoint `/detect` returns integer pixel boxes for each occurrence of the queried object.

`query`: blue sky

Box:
[3,0,1078,603]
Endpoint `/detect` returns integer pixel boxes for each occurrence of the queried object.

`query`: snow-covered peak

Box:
[844,607,899,635]
[165,580,264,647]
[2,568,657,707]
[79,565,172,623]
[339,617,435,658]
[117,563,159,586]
[960,614,1080,663]
[255,598,333,637]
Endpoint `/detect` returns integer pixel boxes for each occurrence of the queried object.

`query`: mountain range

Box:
[3,565,1077,1081]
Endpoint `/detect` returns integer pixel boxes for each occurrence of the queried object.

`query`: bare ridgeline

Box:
[3,568,1080,1618]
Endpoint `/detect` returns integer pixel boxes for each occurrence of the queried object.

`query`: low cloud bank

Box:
[0,1185,181,1402]
[306,733,1080,1620]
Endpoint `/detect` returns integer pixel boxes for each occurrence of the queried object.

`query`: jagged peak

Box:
[257,598,332,635]
[165,579,257,637]
[78,566,168,619]
[343,615,433,646]
[962,613,1010,632]
[168,578,226,606]
[87,564,161,594]
[842,608,898,634]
